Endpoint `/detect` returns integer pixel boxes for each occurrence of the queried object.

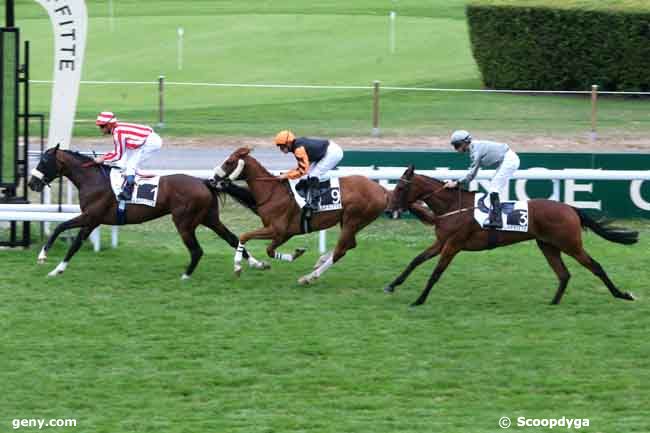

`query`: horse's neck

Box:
[417,177,472,213]
[60,154,107,193]
[244,158,293,207]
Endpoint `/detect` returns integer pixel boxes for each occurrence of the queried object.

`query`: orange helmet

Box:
[275,130,295,146]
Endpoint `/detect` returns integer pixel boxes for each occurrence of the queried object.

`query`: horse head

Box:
[213,147,251,182]
[28,143,62,192]
[387,165,417,218]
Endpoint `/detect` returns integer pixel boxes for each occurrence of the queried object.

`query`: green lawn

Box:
[1,203,649,432]
[5,0,649,137]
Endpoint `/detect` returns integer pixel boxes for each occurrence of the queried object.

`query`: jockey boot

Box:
[485,192,503,229]
[304,177,320,217]
[118,175,136,201]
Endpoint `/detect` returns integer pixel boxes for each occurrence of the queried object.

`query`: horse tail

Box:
[574,208,638,245]
[208,180,259,215]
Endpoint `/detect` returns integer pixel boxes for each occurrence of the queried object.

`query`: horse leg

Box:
[266,234,305,263]
[384,240,442,293]
[173,216,203,280]
[48,223,99,277]
[314,251,333,270]
[297,220,360,285]
[38,214,88,264]
[536,240,571,304]
[203,219,269,270]
[234,226,278,276]
[568,248,635,301]
[411,242,460,307]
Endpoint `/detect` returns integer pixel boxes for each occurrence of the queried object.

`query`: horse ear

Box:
[405,164,415,177]
[54,143,60,151]
[236,146,251,157]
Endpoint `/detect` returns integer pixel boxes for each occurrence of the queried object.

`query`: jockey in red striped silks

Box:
[93,111,163,201]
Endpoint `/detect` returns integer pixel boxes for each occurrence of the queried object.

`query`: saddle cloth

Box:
[110,168,160,207]
[474,194,529,232]
[289,177,343,212]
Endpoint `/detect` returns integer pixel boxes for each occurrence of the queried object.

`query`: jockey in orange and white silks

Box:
[93,111,163,201]
[443,130,520,229]
[274,130,344,214]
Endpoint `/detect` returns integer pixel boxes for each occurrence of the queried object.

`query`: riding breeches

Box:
[306,141,343,179]
[123,132,163,176]
[488,149,520,198]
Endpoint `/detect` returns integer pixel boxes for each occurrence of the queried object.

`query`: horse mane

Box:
[63,149,94,163]
[219,181,259,215]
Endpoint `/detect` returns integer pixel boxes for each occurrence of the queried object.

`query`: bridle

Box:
[30,151,59,187]
[395,175,474,219]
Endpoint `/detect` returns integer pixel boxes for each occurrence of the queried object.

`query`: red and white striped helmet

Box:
[96,111,117,126]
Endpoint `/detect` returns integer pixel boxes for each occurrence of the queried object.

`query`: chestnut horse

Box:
[213,147,390,284]
[386,165,638,306]
[27,145,267,277]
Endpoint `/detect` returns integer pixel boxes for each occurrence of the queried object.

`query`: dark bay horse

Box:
[27,145,267,277]
[386,165,638,306]
[213,147,390,283]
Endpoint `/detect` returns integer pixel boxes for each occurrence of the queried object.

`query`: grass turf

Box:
[1,203,649,432]
[5,0,649,137]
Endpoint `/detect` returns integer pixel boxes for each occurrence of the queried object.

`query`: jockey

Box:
[93,112,163,201]
[274,130,344,215]
[443,130,520,229]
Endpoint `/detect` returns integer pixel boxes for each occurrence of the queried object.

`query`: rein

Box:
[400,176,470,219]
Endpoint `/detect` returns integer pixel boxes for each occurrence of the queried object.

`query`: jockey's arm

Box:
[102,131,127,163]
[284,146,310,179]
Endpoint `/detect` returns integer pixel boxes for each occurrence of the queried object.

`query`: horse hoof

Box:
[234,267,242,278]
[293,248,307,260]
[298,275,311,285]
[181,274,191,280]
[258,261,271,270]
[621,292,635,301]
[37,258,46,265]
[47,270,61,277]
[384,285,394,293]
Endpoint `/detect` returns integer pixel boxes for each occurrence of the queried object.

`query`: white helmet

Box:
[450,130,471,148]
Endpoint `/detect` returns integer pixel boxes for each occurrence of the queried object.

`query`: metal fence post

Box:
[372,80,380,136]
[158,75,165,129]
[590,84,598,141]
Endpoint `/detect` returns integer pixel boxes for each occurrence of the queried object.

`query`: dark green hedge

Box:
[466,2,650,91]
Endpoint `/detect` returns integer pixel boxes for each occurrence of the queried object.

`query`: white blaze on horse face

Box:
[31,168,45,180]
[228,159,245,180]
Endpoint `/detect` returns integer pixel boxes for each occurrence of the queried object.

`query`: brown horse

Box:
[213,147,390,283]
[386,165,638,306]
[27,145,267,277]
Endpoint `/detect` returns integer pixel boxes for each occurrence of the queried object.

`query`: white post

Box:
[319,230,327,254]
[90,227,101,252]
[44,187,51,235]
[111,225,119,248]
[389,11,396,54]
[108,0,114,32]
[177,27,184,71]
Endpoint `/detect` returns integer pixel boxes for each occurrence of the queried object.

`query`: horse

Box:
[385,165,638,306]
[213,147,390,284]
[27,144,268,277]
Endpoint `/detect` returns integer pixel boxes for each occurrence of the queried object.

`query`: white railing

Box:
[0,204,119,252]
[16,166,650,254]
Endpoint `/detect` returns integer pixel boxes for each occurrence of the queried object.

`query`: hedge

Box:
[466,1,650,91]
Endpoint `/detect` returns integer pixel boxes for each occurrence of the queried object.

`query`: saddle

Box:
[109,168,160,207]
[474,194,529,232]
[290,178,343,213]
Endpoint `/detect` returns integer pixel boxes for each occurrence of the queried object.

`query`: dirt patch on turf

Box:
[71,133,650,152]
